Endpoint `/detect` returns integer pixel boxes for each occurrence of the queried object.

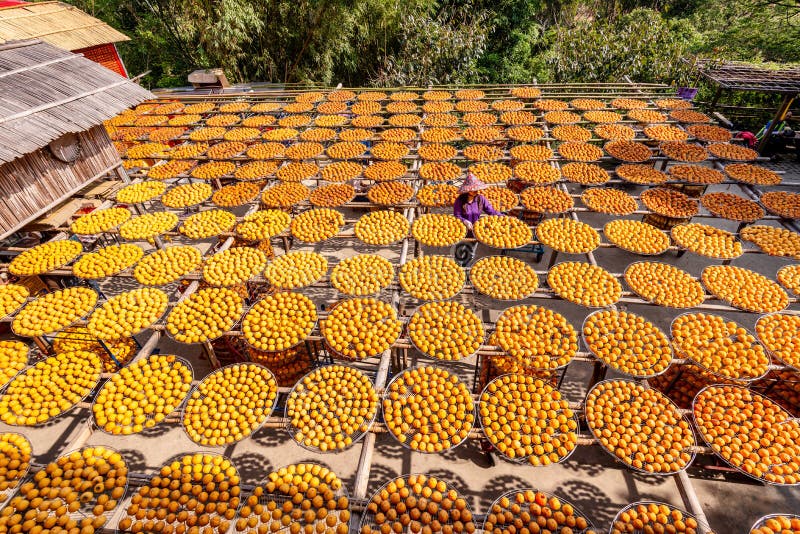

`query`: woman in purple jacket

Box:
[452,173,502,266]
[453,173,502,230]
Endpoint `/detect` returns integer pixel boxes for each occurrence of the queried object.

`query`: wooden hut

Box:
[0,39,152,239]
[0,1,130,76]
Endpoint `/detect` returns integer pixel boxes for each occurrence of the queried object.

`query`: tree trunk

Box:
[286,1,331,82]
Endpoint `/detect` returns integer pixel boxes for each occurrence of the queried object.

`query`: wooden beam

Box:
[353,204,416,499]
[0,39,41,52]
[0,53,81,80]
[675,470,713,534]
[15,21,118,40]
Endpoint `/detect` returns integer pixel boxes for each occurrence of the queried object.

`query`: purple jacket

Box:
[453,193,502,226]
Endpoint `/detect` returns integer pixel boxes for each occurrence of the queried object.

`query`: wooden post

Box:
[756,94,795,154]
[33,336,51,355]
[203,340,222,369]
[588,360,608,390]
[114,164,131,184]
[675,470,713,534]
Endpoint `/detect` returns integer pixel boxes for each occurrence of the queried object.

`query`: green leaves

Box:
[548,8,696,83]
[374,4,491,85]
[63,0,799,88]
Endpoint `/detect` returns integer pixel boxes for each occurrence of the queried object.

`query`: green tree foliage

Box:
[548,8,697,83]
[684,0,800,63]
[66,0,800,88]
[373,3,491,86]
[67,0,204,86]
[471,0,545,83]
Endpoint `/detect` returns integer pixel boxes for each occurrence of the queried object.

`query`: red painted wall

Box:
[74,43,128,78]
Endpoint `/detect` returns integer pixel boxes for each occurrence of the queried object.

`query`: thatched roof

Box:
[0,39,152,165]
[0,1,129,50]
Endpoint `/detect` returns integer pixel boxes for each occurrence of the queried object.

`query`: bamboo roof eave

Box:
[0,1,129,49]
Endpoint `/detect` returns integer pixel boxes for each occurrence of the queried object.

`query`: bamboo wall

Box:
[0,125,119,238]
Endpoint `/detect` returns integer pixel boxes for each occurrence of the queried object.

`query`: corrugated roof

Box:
[0,1,129,50]
[0,39,153,164]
